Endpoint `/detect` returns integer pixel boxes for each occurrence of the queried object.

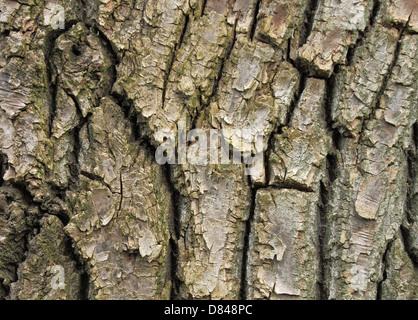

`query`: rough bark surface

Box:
[0,0,416,300]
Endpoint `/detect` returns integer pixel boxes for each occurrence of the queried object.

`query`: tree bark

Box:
[0,0,416,300]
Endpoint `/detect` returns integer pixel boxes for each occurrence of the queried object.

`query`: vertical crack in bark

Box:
[402,123,417,267]
[400,226,418,269]
[249,0,261,41]
[200,0,208,17]
[93,27,120,90]
[48,204,90,300]
[191,18,238,131]
[162,13,190,109]
[61,230,90,300]
[0,153,4,186]
[316,75,341,300]
[210,19,237,102]
[346,0,381,66]
[43,17,119,299]
[163,164,181,300]
[118,172,123,211]
[324,70,344,152]
[239,179,257,300]
[1,186,42,299]
[110,50,180,299]
[370,0,382,26]
[373,20,408,115]
[65,90,91,191]
[299,0,319,47]
[44,21,78,138]
[357,20,408,152]
[317,181,329,300]
[284,74,307,127]
[376,240,393,299]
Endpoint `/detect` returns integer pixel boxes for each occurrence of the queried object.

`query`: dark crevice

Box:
[8,181,38,205]
[370,0,381,27]
[324,71,345,154]
[201,0,208,17]
[286,37,292,62]
[80,171,113,192]
[324,74,337,132]
[163,164,182,300]
[79,270,90,300]
[299,0,319,47]
[249,0,261,41]
[284,74,307,127]
[269,181,315,193]
[33,5,94,301]
[358,20,408,146]
[1,30,10,37]
[92,26,120,93]
[317,181,329,300]
[191,18,238,130]
[63,233,90,300]
[0,187,43,299]
[326,154,339,184]
[239,178,258,300]
[376,240,393,299]
[405,150,415,225]
[373,21,407,115]
[44,20,78,138]
[162,13,190,108]
[54,87,93,299]
[0,153,4,186]
[111,93,141,141]
[403,126,418,267]
[110,92,158,160]
[264,130,275,187]
[119,172,123,211]
[400,225,418,268]
[211,19,237,101]
[0,280,8,299]
[346,0,381,67]
[51,210,70,226]
[68,105,92,191]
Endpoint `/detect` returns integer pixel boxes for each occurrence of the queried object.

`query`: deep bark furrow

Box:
[370,22,408,124]
[317,181,329,300]
[376,239,392,300]
[240,180,258,300]
[163,163,181,299]
[346,0,381,67]
[249,0,262,41]
[162,13,190,109]
[0,0,417,300]
[299,0,319,47]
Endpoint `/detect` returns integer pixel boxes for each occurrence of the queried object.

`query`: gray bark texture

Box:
[0,0,417,300]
